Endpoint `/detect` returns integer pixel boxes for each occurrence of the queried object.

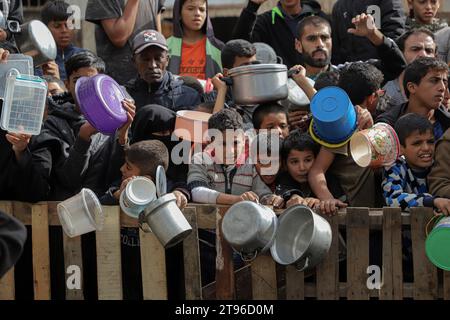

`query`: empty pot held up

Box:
[222,201,278,261]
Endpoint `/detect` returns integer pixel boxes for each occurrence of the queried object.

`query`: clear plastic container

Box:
[0,54,33,98]
[0,74,47,135]
[57,188,104,238]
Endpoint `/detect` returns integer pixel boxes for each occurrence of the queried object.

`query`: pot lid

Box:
[228,63,287,77]
[142,193,176,217]
[155,165,167,197]
[284,78,314,107]
[24,20,57,60]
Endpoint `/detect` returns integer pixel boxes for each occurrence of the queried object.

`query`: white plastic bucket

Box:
[57,188,104,238]
[120,177,156,218]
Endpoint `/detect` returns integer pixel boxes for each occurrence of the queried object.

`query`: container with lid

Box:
[0,54,33,99]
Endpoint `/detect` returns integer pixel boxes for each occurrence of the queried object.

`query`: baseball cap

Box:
[132,30,168,55]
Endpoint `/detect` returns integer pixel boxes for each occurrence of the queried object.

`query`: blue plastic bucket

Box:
[310,87,357,144]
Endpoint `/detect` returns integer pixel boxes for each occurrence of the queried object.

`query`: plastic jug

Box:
[0,74,47,135]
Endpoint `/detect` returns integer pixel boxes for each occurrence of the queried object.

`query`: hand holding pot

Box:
[356,105,374,130]
[173,190,188,210]
[289,65,317,100]
[42,61,60,79]
[114,176,135,200]
[289,110,310,131]
[261,194,284,208]
[240,191,259,203]
[317,198,347,216]
[79,122,98,142]
[0,48,9,63]
[6,131,31,161]
[433,198,450,216]
[117,99,136,146]
[211,73,227,92]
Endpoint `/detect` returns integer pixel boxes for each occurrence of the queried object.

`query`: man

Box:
[296,14,406,81]
[85,0,165,85]
[232,0,328,68]
[331,0,405,64]
[126,30,201,112]
[383,28,437,107]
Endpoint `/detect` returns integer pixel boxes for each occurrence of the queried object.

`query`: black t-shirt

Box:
[85,0,165,85]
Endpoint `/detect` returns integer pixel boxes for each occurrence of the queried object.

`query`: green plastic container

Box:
[425,216,450,271]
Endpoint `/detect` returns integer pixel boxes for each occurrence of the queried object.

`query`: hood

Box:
[172,0,216,40]
[131,104,177,144]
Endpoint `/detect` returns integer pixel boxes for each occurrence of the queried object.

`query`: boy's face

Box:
[181,0,207,32]
[286,149,315,183]
[223,55,257,76]
[255,154,279,185]
[47,81,66,97]
[66,66,99,107]
[401,129,435,170]
[48,20,75,49]
[259,112,289,139]
[212,130,246,165]
[403,33,436,64]
[120,158,142,180]
[408,69,448,110]
[409,0,440,24]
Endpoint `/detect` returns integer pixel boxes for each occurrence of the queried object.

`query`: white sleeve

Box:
[191,187,220,204]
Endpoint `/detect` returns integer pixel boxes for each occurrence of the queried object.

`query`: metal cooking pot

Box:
[270,205,332,271]
[222,201,278,261]
[139,193,192,248]
[279,77,315,112]
[14,20,57,67]
[222,64,296,105]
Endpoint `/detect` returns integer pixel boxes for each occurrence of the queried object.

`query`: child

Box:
[406,0,447,32]
[188,108,277,205]
[167,0,224,80]
[42,75,67,96]
[430,126,450,212]
[385,113,450,213]
[277,130,321,209]
[252,102,290,139]
[39,1,84,80]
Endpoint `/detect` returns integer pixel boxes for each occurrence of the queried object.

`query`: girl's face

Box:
[409,0,440,24]
[181,0,207,32]
[285,149,315,183]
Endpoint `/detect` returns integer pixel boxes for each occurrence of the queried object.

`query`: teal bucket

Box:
[425,215,450,271]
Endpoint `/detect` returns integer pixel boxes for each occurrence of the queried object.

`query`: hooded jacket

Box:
[167,0,224,79]
[232,0,328,68]
[331,0,406,65]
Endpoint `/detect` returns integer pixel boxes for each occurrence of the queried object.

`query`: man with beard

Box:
[295,14,406,82]
[126,29,202,111]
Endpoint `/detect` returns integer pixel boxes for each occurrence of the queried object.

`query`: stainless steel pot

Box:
[279,78,315,112]
[270,205,332,271]
[15,20,57,67]
[139,193,192,248]
[222,201,278,261]
[223,64,292,105]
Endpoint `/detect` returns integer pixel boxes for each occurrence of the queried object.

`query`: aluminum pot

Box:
[14,20,57,67]
[222,64,294,105]
[222,201,278,261]
[139,193,192,248]
[279,77,315,112]
[270,205,332,271]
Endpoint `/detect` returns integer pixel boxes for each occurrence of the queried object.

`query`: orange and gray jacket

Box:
[167,0,224,79]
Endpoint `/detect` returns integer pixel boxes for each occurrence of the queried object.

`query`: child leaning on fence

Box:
[382,113,450,214]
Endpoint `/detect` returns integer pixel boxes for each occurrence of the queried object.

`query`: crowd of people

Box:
[1,0,450,299]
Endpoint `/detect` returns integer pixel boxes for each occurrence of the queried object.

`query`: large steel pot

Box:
[139,193,192,248]
[270,205,332,271]
[14,20,57,67]
[222,201,278,261]
[223,64,294,105]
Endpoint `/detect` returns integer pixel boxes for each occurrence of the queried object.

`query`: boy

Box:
[167,0,223,79]
[188,108,275,205]
[383,113,450,213]
[252,102,290,139]
[429,126,450,209]
[42,75,67,96]
[39,1,84,80]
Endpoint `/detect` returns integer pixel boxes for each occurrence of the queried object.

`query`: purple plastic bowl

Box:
[75,74,127,135]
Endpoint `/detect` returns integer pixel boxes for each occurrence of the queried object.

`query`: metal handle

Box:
[240,250,259,262]
[138,212,153,233]
[295,256,310,272]
[287,69,299,78]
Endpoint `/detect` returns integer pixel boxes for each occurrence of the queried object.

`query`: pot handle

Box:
[295,256,310,272]
[221,77,233,86]
[138,212,153,233]
[287,69,299,79]
[240,250,259,262]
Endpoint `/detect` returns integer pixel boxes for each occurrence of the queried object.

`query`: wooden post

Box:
[346,208,370,300]
[183,207,202,300]
[215,207,234,300]
[0,201,16,300]
[251,254,278,300]
[286,266,304,300]
[380,207,403,300]
[31,203,51,300]
[96,206,122,300]
[63,234,84,300]
[444,271,450,300]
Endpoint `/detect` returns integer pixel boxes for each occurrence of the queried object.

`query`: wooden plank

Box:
[316,214,339,300]
[62,234,84,300]
[380,207,403,300]
[0,202,15,300]
[31,203,51,300]
[251,254,277,300]
[139,229,167,300]
[190,205,217,230]
[444,271,450,300]
[182,207,202,300]
[96,206,122,300]
[410,207,438,300]
[286,266,304,300]
[346,208,370,300]
[215,207,234,300]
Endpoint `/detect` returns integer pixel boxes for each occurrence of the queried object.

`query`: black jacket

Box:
[0,210,26,278]
[126,72,202,112]
[232,0,328,68]
[331,0,406,64]
[0,0,23,53]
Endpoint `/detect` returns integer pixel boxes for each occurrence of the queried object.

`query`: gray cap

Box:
[132,29,168,55]
[253,42,281,64]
